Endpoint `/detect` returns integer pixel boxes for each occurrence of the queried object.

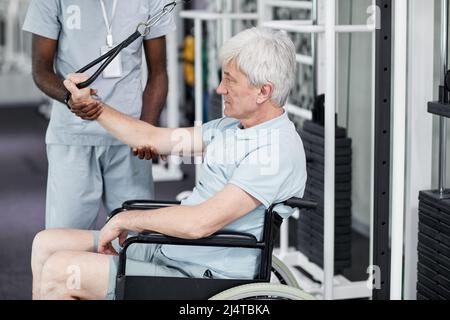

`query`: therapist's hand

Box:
[69,99,104,121]
[132,145,168,161]
[63,73,104,120]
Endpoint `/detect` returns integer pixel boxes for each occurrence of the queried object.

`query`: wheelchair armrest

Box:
[123,231,258,249]
[117,231,260,277]
[122,199,181,210]
[108,200,181,220]
[109,207,126,219]
[283,197,317,210]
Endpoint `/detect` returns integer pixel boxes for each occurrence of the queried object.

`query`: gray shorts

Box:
[46,145,154,229]
[92,231,211,300]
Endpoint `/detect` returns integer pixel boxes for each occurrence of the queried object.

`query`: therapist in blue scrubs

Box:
[22,0,175,229]
[30,27,307,300]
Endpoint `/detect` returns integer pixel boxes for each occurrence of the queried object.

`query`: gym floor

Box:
[0,107,369,299]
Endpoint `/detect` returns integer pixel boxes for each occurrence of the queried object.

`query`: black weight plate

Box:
[303,121,348,138]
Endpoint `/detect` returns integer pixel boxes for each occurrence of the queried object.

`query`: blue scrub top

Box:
[22,0,176,146]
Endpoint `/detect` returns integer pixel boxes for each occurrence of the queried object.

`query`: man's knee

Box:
[32,230,55,257]
[40,250,107,300]
[40,251,74,297]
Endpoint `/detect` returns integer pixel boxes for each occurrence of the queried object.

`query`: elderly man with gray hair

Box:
[31,27,307,300]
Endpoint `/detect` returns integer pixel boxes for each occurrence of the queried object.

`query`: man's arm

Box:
[96,104,203,156]
[98,184,261,254]
[141,36,168,125]
[63,74,203,156]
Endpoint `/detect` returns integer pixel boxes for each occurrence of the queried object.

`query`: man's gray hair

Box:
[219,27,297,107]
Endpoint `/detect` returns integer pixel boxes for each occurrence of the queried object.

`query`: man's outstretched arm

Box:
[96,105,202,156]
[63,74,203,156]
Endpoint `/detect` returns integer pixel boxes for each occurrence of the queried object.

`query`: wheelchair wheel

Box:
[209,283,315,300]
[271,255,300,288]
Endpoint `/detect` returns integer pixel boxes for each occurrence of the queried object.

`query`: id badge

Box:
[101,45,123,78]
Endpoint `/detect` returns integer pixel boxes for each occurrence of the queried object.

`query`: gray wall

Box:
[336,0,450,237]
[0,73,45,108]
[337,0,374,236]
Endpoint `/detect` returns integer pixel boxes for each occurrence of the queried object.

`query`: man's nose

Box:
[216,82,227,95]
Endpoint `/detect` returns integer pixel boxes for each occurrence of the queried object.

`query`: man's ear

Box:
[256,83,274,104]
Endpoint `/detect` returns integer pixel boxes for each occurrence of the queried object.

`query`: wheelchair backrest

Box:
[258,198,317,281]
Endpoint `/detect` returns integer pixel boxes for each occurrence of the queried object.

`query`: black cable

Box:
[64,0,190,102]
[63,30,141,105]
[76,31,141,89]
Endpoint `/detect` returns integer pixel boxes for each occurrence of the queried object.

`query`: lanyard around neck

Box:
[100,0,118,47]
[65,1,183,97]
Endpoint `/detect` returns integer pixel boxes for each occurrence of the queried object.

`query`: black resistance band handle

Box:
[64,30,142,105]
[77,31,141,89]
[64,0,190,104]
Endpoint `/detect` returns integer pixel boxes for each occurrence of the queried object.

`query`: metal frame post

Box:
[438,0,449,196]
[403,0,434,300]
[390,0,407,300]
[324,0,336,300]
[373,0,392,300]
[312,0,318,99]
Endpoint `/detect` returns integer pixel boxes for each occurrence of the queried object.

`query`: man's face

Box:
[216,61,260,119]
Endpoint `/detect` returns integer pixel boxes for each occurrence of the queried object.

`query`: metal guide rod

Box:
[439,0,449,196]
[312,0,318,98]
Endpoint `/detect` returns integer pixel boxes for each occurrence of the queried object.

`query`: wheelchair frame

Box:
[109,198,316,300]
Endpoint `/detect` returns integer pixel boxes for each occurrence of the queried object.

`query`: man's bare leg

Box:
[40,250,110,300]
[31,229,96,299]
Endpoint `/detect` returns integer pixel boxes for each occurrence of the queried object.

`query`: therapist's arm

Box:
[31,35,101,116]
[141,36,168,126]
[31,35,66,103]
[63,74,203,156]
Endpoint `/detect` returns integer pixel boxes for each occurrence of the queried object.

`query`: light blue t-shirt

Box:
[162,111,307,279]
[22,0,176,145]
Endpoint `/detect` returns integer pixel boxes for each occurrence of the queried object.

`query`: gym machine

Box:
[417,0,450,300]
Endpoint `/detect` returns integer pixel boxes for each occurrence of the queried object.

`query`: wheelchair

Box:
[108,197,317,300]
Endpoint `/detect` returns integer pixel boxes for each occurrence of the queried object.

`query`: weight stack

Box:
[297,120,353,274]
[416,191,450,300]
